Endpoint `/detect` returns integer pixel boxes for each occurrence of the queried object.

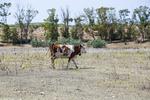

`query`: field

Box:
[0,47,150,100]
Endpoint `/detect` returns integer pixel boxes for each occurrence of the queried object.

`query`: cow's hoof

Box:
[76,67,79,69]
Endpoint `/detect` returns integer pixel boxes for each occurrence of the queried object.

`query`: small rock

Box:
[41,80,44,83]
[40,92,45,95]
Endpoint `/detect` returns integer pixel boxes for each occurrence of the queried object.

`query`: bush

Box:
[31,39,49,47]
[57,38,70,44]
[1,24,11,43]
[10,27,19,44]
[31,39,38,47]
[31,38,82,47]
[57,38,81,45]
[90,39,106,48]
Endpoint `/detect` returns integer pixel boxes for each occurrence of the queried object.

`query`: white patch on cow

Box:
[65,45,74,52]
[59,44,64,48]
[53,44,75,58]
[65,45,74,57]
[67,50,73,57]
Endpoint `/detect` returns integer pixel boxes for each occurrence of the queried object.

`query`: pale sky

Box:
[2,0,149,24]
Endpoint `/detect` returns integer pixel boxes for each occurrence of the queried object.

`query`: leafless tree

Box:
[14,4,38,43]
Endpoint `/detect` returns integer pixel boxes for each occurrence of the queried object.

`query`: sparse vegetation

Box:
[0,48,150,99]
[0,0,150,100]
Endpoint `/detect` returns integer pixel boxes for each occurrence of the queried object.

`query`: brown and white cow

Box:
[49,43,86,69]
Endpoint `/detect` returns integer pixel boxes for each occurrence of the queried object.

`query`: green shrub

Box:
[90,39,106,48]
[31,39,50,47]
[69,38,81,45]
[10,27,19,44]
[57,38,70,44]
[31,38,82,47]
[37,40,48,47]
[87,40,92,47]
[1,24,11,43]
[31,38,38,47]
[57,38,81,45]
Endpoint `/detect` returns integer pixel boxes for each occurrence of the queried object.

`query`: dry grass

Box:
[0,47,150,100]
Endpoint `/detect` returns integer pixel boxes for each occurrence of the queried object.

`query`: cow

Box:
[48,43,86,69]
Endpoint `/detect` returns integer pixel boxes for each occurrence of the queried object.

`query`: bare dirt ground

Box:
[0,44,150,100]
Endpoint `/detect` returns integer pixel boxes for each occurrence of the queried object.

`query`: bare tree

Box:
[14,5,25,44]
[83,8,96,40]
[61,7,73,38]
[14,5,38,43]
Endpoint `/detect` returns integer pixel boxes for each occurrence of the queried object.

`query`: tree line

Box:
[0,2,150,45]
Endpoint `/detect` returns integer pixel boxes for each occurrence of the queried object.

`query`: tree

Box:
[14,5,25,44]
[96,7,110,40]
[97,7,109,24]
[106,7,117,42]
[0,2,11,24]
[43,8,59,41]
[15,5,38,43]
[10,27,19,44]
[1,24,11,42]
[133,6,150,41]
[119,9,130,43]
[83,8,96,40]
[83,8,95,26]
[119,9,130,24]
[61,8,73,38]
[0,2,11,43]
[71,15,84,40]
[24,6,38,42]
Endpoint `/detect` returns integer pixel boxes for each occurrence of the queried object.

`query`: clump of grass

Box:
[0,62,10,75]
[88,39,107,48]
[140,78,150,91]
[112,65,120,81]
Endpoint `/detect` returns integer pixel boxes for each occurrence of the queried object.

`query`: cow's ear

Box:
[80,44,83,47]
[80,44,85,47]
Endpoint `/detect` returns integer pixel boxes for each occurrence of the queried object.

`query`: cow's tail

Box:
[46,43,54,57]
[45,48,49,56]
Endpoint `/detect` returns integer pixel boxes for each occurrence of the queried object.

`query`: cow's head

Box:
[79,44,86,55]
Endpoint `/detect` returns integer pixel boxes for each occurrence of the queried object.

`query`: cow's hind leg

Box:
[51,57,55,69]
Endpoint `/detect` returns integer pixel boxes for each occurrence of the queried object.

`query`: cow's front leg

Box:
[72,59,78,69]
